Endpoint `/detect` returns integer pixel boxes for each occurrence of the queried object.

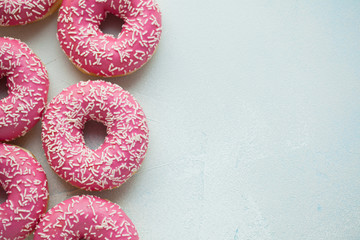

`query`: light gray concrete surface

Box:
[1,0,360,239]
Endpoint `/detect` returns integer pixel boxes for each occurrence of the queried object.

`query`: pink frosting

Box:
[0,0,59,26]
[34,195,139,239]
[0,37,49,141]
[57,0,162,77]
[42,80,149,191]
[0,143,49,240]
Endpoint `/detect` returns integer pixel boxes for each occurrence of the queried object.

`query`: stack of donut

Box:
[0,0,162,238]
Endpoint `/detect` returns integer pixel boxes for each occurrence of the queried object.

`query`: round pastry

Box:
[0,37,49,141]
[57,0,162,77]
[34,195,139,239]
[42,80,149,191]
[0,0,62,26]
[0,143,49,240]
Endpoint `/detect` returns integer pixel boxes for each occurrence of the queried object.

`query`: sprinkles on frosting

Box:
[0,0,61,26]
[34,195,139,239]
[57,0,162,77]
[0,37,49,141]
[42,80,149,191]
[0,143,49,240]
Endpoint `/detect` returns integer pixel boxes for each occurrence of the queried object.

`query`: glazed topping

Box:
[0,37,49,141]
[0,0,59,26]
[42,80,149,191]
[57,0,162,76]
[0,143,49,240]
[34,195,139,239]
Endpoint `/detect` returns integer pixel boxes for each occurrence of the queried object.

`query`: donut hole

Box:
[0,186,7,204]
[0,76,9,100]
[83,120,107,150]
[99,13,125,38]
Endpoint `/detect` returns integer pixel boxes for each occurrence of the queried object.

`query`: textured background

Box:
[0,0,360,239]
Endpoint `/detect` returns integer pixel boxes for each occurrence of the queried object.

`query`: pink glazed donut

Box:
[0,143,49,240]
[0,0,62,26]
[34,195,139,239]
[57,0,162,77]
[0,37,49,141]
[42,80,149,191]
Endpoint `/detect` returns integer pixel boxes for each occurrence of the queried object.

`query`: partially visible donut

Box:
[0,143,49,240]
[34,195,139,240]
[42,80,149,191]
[0,37,49,141]
[0,0,62,26]
[57,0,162,77]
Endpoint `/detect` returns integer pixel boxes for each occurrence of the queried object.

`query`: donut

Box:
[0,0,62,26]
[42,80,149,191]
[57,0,162,77]
[0,143,49,240]
[34,195,139,239]
[0,37,49,141]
